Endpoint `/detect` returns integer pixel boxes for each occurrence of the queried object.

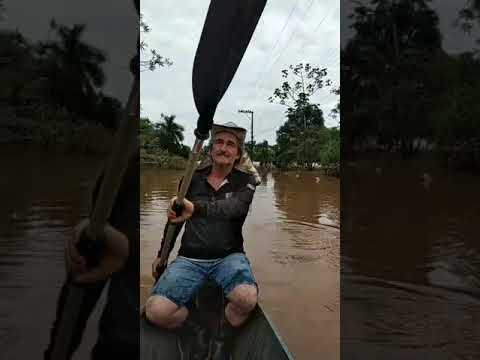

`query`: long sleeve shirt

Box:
[163,165,257,260]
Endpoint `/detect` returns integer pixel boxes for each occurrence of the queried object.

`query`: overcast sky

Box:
[2,0,137,104]
[141,0,341,146]
[341,0,479,52]
[3,0,476,148]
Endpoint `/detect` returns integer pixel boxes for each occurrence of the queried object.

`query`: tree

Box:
[342,0,444,153]
[38,21,106,116]
[140,13,172,71]
[140,117,160,152]
[140,115,190,164]
[0,30,36,105]
[269,63,333,168]
[329,87,340,121]
[319,127,340,167]
[251,140,274,165]
[457,0,480,33]
[156,114,184,154]
[268,63,331,110]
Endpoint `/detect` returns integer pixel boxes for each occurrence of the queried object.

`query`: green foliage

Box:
[0,22,124,152]
[0,20,123,132]
[341,0,480,170]
[140,148,187,169]
[140,13,172,71]
[253,140,274,165]
[457,0,480,33]
[342,0,480,148]
[140,115,189,168]
[432,54,480,144]
[38,21,108,119]
[319,127,340,166]
[268,63,331,109]
[267,63,339,170]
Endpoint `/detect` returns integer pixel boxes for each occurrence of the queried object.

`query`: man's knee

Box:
[145,295,180,327]
[228,284,258,313]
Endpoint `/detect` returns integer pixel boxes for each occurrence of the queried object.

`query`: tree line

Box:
[140,62,340,173]
[342,0,480,170]
[140,115,190,168]
[0,17,124,152]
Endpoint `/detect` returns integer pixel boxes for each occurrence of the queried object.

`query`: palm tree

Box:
[157,114,184,155]
[39,20,106,115]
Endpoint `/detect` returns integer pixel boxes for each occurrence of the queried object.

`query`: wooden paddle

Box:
[157,0,267,274]
[47,64,139,360]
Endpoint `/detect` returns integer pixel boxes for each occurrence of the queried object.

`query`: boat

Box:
[141,280,293,359]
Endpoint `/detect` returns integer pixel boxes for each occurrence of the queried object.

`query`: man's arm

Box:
[192,175,256,219]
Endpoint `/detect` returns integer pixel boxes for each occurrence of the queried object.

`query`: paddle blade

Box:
[192,0,267,136]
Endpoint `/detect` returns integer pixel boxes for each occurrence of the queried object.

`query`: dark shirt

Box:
[167,165,257,260]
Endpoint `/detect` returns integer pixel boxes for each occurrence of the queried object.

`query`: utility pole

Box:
[238,109,254,153]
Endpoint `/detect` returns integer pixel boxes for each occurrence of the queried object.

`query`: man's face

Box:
[211,132,241,167]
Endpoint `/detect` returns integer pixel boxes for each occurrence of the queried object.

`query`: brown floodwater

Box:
[0,145,339,359]
[0,145,105,359]
[342,153,480,359]
[140,167,340,360]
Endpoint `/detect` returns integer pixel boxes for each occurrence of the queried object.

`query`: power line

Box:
[247,0,318,101]
[237,1,340,142]
[231,1,302,133]
[313,5,336,32]
[292,5,339,63]
[248,4,338,113]
[266,0,301,60]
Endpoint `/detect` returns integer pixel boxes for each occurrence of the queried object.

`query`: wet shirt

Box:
[174,165,257,260]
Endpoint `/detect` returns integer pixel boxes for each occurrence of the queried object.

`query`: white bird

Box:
[315,177,320,183]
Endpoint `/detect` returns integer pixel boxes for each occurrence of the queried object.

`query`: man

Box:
[145,122,259,359]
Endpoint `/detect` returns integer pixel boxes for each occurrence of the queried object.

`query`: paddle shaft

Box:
[50,76,139,360]
[158,137,205,267]
[88,77,139,238]
[156,0,267,270]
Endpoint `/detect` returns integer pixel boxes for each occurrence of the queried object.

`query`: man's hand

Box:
[65,219,129,283]
[167,197,194,223]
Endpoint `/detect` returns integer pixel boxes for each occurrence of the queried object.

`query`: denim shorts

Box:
[151,253,257,306]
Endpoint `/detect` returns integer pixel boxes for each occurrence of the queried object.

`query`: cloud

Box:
[141,0,340,146]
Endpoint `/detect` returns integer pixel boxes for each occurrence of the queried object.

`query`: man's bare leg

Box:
[145,295,188,329]
[225,284,258,327]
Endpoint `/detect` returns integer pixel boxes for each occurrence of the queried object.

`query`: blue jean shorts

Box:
[151,253,257,306]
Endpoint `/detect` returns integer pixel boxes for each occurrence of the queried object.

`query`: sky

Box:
[341,0,479,52]
[2,0,476,147]
[1,0,137,105]
[140,0,341,146]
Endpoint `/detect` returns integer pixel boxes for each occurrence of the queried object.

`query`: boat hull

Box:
[141,281,292,359]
